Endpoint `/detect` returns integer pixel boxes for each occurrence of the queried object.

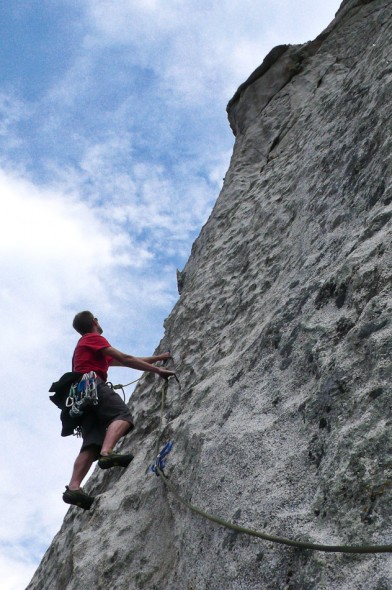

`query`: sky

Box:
[0,1,342,588]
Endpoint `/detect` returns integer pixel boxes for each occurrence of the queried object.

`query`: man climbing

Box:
[62,311,175,510]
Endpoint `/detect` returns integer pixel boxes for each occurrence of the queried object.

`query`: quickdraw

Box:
[151,441,173,476]
[66,371,99,418]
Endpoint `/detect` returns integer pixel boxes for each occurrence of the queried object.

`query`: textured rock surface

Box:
[28,1,392,589]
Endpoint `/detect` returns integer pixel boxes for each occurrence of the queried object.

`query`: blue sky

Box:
[0,1,342,588]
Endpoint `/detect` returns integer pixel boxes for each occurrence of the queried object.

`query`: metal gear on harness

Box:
[66,371,99,419]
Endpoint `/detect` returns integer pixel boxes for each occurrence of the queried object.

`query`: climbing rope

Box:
[155,379,169,457]
[152,379,392,554]
[106,377,142,402]
[156,467,392,554]
[113,377,141,390]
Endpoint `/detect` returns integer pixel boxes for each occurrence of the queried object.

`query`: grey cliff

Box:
[28,0,392,588]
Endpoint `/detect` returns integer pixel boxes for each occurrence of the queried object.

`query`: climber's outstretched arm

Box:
[137,352,171,364]
[104,347,175,379]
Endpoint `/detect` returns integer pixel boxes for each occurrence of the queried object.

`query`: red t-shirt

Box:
[73,333,112,381]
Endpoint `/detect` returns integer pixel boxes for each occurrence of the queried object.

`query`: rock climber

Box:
[60,311,175,510]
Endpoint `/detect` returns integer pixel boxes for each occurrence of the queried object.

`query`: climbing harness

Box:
[150,377,392,555]
[66,371,99,419]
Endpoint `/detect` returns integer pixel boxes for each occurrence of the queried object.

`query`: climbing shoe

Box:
[62,486,94,510]
[98,452,134,470]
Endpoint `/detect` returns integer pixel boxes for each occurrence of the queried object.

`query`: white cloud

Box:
[0,94,32,166]
[46,131,227,259]
[83,0,341,102]
[0,554,37,590]
[0,170,144,331]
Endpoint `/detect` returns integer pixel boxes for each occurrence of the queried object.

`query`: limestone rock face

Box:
[28,1,392,589]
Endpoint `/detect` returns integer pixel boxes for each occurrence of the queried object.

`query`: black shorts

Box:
[79,382,134,452]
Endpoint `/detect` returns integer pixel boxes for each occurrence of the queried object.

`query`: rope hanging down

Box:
[152,379,392,555]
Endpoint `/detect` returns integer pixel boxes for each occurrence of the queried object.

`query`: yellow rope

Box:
[157,468,392,554]
[154,380,392,554]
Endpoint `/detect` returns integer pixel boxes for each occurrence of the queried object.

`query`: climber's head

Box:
[72,311,103,335]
